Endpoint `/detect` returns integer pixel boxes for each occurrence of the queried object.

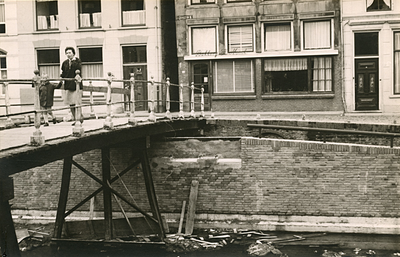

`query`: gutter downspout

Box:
[340,0,347,115]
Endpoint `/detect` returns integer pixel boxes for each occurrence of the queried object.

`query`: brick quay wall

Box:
[10,119,400,234]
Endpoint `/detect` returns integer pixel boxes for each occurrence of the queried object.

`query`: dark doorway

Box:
[355,59,379,110]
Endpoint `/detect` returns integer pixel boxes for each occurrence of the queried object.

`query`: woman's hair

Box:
[65,47,75,55]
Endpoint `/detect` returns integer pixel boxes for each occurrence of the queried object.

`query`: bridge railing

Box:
[0,70,206,146]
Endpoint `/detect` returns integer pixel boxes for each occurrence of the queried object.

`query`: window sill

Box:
[33,30,60,34]
[262,93,335,100]
[389,95,400,99]
[213,95,256,100]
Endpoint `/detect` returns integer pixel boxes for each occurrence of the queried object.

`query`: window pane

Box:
[81,64,103,78]
[80,48,102,62]
[228,25,253,53]
[234,60,253,92]
[36,1,58,30]
[355,32,378,56]
[79,0,101,28]
[122,0,145,25]
[215,61,233,93]
[123,46,147,63]
[265,23,291,51]
[121,0,143,11]
[367,0,391,11]
[38,49,60,64]
[304,20,331,49]
[192,27,216,54]
[312,57,332,92]
[0,57,6,69]
[0,3,4,22]
[39,65,59,78]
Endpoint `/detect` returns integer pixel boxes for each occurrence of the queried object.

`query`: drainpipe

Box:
[154,1,161,112]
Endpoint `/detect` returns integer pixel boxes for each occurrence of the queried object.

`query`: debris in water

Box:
[247,242,283,256]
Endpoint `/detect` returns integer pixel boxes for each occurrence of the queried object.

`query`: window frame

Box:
[121,0,145,26]
[263,22,293,52]
[78,0,102,29]
[213,59,254,94]
[394,32,400,94]
[37,48,60,79]
[36,0,59,31]
[190,26,218,56]
[0,0,5,34]
[263,56,334,94]
[79,47,104,79]
[302,19,333,51]
[226,24,255,54]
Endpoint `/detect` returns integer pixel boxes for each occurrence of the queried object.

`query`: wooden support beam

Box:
[185,180,199,235]
[0,177,21,257]
[140,149,165,240]
[102,148,113,240]
[53,156,72,239]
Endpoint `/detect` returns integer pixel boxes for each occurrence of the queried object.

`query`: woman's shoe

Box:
[44,122,49,127]
[52,118,57,124]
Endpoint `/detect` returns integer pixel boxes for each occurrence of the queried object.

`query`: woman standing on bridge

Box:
[60,47,83,125]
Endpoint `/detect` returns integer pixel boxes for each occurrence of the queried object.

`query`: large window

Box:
[191,27,217,55]
[265,23,291,51]
[78,0,101,28]
[79,47,103,78]
[394,32,400,94]
[36,0,58,30]
[367,0,391,11]
[227,25,253,53]
[0,0,5,33]
[214,59,254,93]
[37,49,60,79]
[303,20,331,50]
[121,0,145,26]
[264,57,333,93]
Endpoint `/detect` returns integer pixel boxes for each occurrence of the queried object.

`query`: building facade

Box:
[174,0,343,112]
[0,0,177,115]
[342,0,400,113]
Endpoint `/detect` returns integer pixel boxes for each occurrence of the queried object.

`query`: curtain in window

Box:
[234,60,253,92]
[50,15,58,29]
[192,27,216,54]
[215,61,233,93]
[80,13,90,27]
[123,10,145,25]
[92,12,101,27]
[228,26,253,52]
[312,57,332,91]
[304,21,331,49]
[264,58,307,71]
[395,33,400,94]
[38,16,48,30]
[82,64,103,78]
[265,24,291,51]
[39,65,59,79]
[0,3,4,23]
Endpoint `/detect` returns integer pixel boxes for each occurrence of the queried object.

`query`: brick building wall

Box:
[11,137,400,220]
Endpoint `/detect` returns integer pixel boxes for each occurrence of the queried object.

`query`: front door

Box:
[192,62,211,111]
[123,66,147,111]
[355,59,379,111]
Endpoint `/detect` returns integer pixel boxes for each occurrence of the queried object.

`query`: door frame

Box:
[354,58,379,111]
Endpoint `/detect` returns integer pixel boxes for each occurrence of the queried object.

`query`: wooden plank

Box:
[53,156,72,239]
[185,180,199,235]
[102,148,113,240]
[177,200,186,234]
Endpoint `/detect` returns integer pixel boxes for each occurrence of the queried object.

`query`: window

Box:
[394,32,400,94]
[36,0,58,30]
[227,25,253,53]
[0,54,5,95]
[303,20,331,50]
[191,0,215,4]
[121,0,145,26]
[123,46,146,64]
[265,23,291,51]
[264,57,333,93]
[214,59,254,93]
[191,27,217,55]
[78,0,101,28]
[355,32,378,56]
[79,47,103,78]
[37,49,60,78]
[367,0,391,11]
[0,0,5,33]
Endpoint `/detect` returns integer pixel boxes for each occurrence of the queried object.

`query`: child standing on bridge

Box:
[38,74,61,126]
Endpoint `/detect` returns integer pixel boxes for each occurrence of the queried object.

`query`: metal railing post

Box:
[179,83,184,119]
[2,75,14,128]
[201,85,205,118]
[148,76,156,122]
[30,70,45,146]
[165,78,171,120]
[103,72,114,130]
[128,73,137,126]
[72,70,84,136]
[88,80,97,119]
[190,82,195,118]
